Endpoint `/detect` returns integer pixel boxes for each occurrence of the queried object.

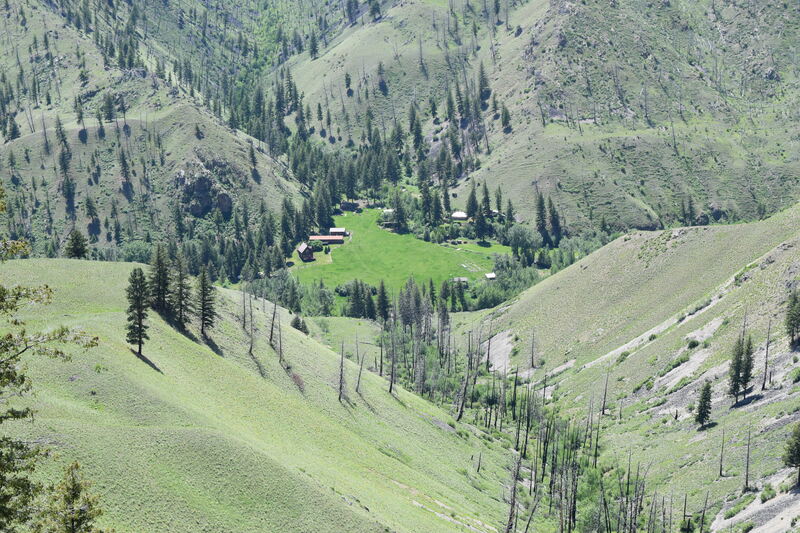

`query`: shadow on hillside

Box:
[160,314,202,347]
[731,394,763,408]
[203,335,224,357]
[130,349,163,374]
[697,421,718,432]
[248,350,267,379]
[388,391,407,409]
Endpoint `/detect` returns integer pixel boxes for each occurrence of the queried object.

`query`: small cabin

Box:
[451,210,468,221]
[309,235,345,244]
[329,227,347,236]
[452,277,469,285]
[484,272,497,281]
[297,243,314,262]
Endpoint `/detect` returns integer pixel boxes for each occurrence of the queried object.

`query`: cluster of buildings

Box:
[297,228,347,262]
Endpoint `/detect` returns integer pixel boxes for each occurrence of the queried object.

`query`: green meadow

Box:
[2,259,512,533]
[292,209,510,291]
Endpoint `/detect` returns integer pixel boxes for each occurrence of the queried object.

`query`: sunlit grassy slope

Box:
[292,209,507,290]
[3,259,512,533]
[289,0,800,230]
[453,203,800,525]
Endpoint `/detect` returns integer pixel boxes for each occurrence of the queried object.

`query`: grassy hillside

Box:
[462,0,800,231]
[0,0,301,256]
[292,209,507,291]
[459,203,800,527]
[2,259,514,532]
[284,0,800,230]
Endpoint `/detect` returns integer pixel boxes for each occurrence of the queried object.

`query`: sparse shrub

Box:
[649,333,657,341]
[790,367,800,384]
[668,376,693,395]
[724,494,755,519]
[761,483,776,503]
[291,315,309,334]
[634,377,654,393]
[617,351,630,364]
[660,353,690,377]
[688,339,700,349]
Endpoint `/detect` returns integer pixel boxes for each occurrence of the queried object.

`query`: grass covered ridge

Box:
[2,259,512,533]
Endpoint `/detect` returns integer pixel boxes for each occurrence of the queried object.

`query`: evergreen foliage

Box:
[148,244,171,314]
[125,267,150,356]
[784,423,800,486]
[196,267,217,336]
[695,381,712,428]
[64,230,88,259]
[34,462,106,533]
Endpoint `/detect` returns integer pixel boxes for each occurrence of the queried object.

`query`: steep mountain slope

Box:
[3,259,513,532]
[461,203,800,526]
[1,1,300,255]
[465,0,800,230]
[285,0,800,230]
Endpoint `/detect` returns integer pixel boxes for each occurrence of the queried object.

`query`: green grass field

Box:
[292,209,509,291]
[3,259,512,533]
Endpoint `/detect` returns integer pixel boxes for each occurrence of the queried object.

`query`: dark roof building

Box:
[297,242,314,262]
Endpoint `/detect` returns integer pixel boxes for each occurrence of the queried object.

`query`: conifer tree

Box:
[6,116,20,140]
[740,335,754,399]
[309,31,319,59]
[784,422,800,486]
[125,267,149,356]
[535,192,551,247]
[695,381,712,428]
[170,254,192,327]
[64,230,88,259]
[376,280,389,322]
[505,199,515,224]
[196,267,217,336]
[728,336,743,403]
[35,462,106,533]
[478,62,490,100]
[481,182,491,216]
[786,290,800,343]
[501,105,511,131]
[148,244,170,314]
[466,181,478,219]
[475,208,488,242]
[548,197,562,246]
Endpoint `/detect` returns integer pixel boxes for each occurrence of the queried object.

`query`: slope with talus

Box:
[463,203,800,526]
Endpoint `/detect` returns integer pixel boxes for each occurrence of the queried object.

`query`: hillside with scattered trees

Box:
[2,0,800,531]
